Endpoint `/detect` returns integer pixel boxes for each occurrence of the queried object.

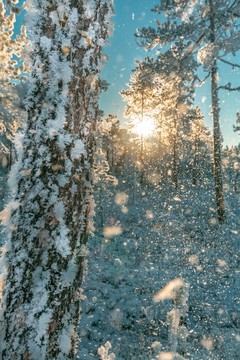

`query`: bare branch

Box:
[218,58,240,68]
[218,84,240,91]
[195,72,211,87]
[226,0,240,17]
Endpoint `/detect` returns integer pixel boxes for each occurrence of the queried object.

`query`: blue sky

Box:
[13,0,239,146]
[100,0,240,146]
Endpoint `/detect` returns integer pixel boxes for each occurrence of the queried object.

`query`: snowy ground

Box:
[78,184,240,360]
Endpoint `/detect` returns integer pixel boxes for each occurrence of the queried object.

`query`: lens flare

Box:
[132,116,155,138]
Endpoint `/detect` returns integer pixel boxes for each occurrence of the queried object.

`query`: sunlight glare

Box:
[132,116,155,138]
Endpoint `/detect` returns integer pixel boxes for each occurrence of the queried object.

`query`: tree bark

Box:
[192,135,198,186]
[172,112,178,189]
[0,1,113,359]
[209,0,225,223]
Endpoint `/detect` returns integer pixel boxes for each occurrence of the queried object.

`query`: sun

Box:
[132,116,156,138]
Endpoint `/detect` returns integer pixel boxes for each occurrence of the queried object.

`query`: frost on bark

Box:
[0,0,113,359]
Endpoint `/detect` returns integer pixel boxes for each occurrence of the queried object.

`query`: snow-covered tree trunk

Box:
[0,0,113,359]
[209,0,225,223]
[211,59,225,223]
[172,112,179,190]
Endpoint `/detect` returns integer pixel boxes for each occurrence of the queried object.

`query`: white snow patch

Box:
[59,328,72,354]
[40,36,52,52]
[61,259,77,287]
[0,201,20,226]
[71,139,86,160]
[35,310,53,345]
[56,225,71,257]
[83,0,95,19]
[54,201,65,221]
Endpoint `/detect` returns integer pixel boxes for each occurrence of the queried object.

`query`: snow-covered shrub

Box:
[98,341,116,360]
[154,278,189,358]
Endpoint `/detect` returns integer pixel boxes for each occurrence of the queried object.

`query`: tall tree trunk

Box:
[0,1,113,359]
[192,135,198,186]
[172,112,178,189]
[209,0,225,223]
[140,90,144,186]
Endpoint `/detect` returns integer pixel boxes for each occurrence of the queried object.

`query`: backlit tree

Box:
[137,0,240,222]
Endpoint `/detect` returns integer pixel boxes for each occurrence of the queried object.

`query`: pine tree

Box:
[137,0,240,222]
[99,114,121,170]
[222,144,240,192]
[189,106,212,186]
[121,61,161,185]
[234,112,240,134]
[121,49,196,189]
[121,60,161,123]
[0,0,113,358]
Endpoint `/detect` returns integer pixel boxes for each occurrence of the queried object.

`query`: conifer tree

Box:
[234,112,240,134]
[0,0,113,358]
[121,49,196,189]
[137,0,240,222]
[189,106,211,186]
[99,114,121,170]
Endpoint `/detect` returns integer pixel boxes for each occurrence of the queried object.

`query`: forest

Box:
[0,0,239,359]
